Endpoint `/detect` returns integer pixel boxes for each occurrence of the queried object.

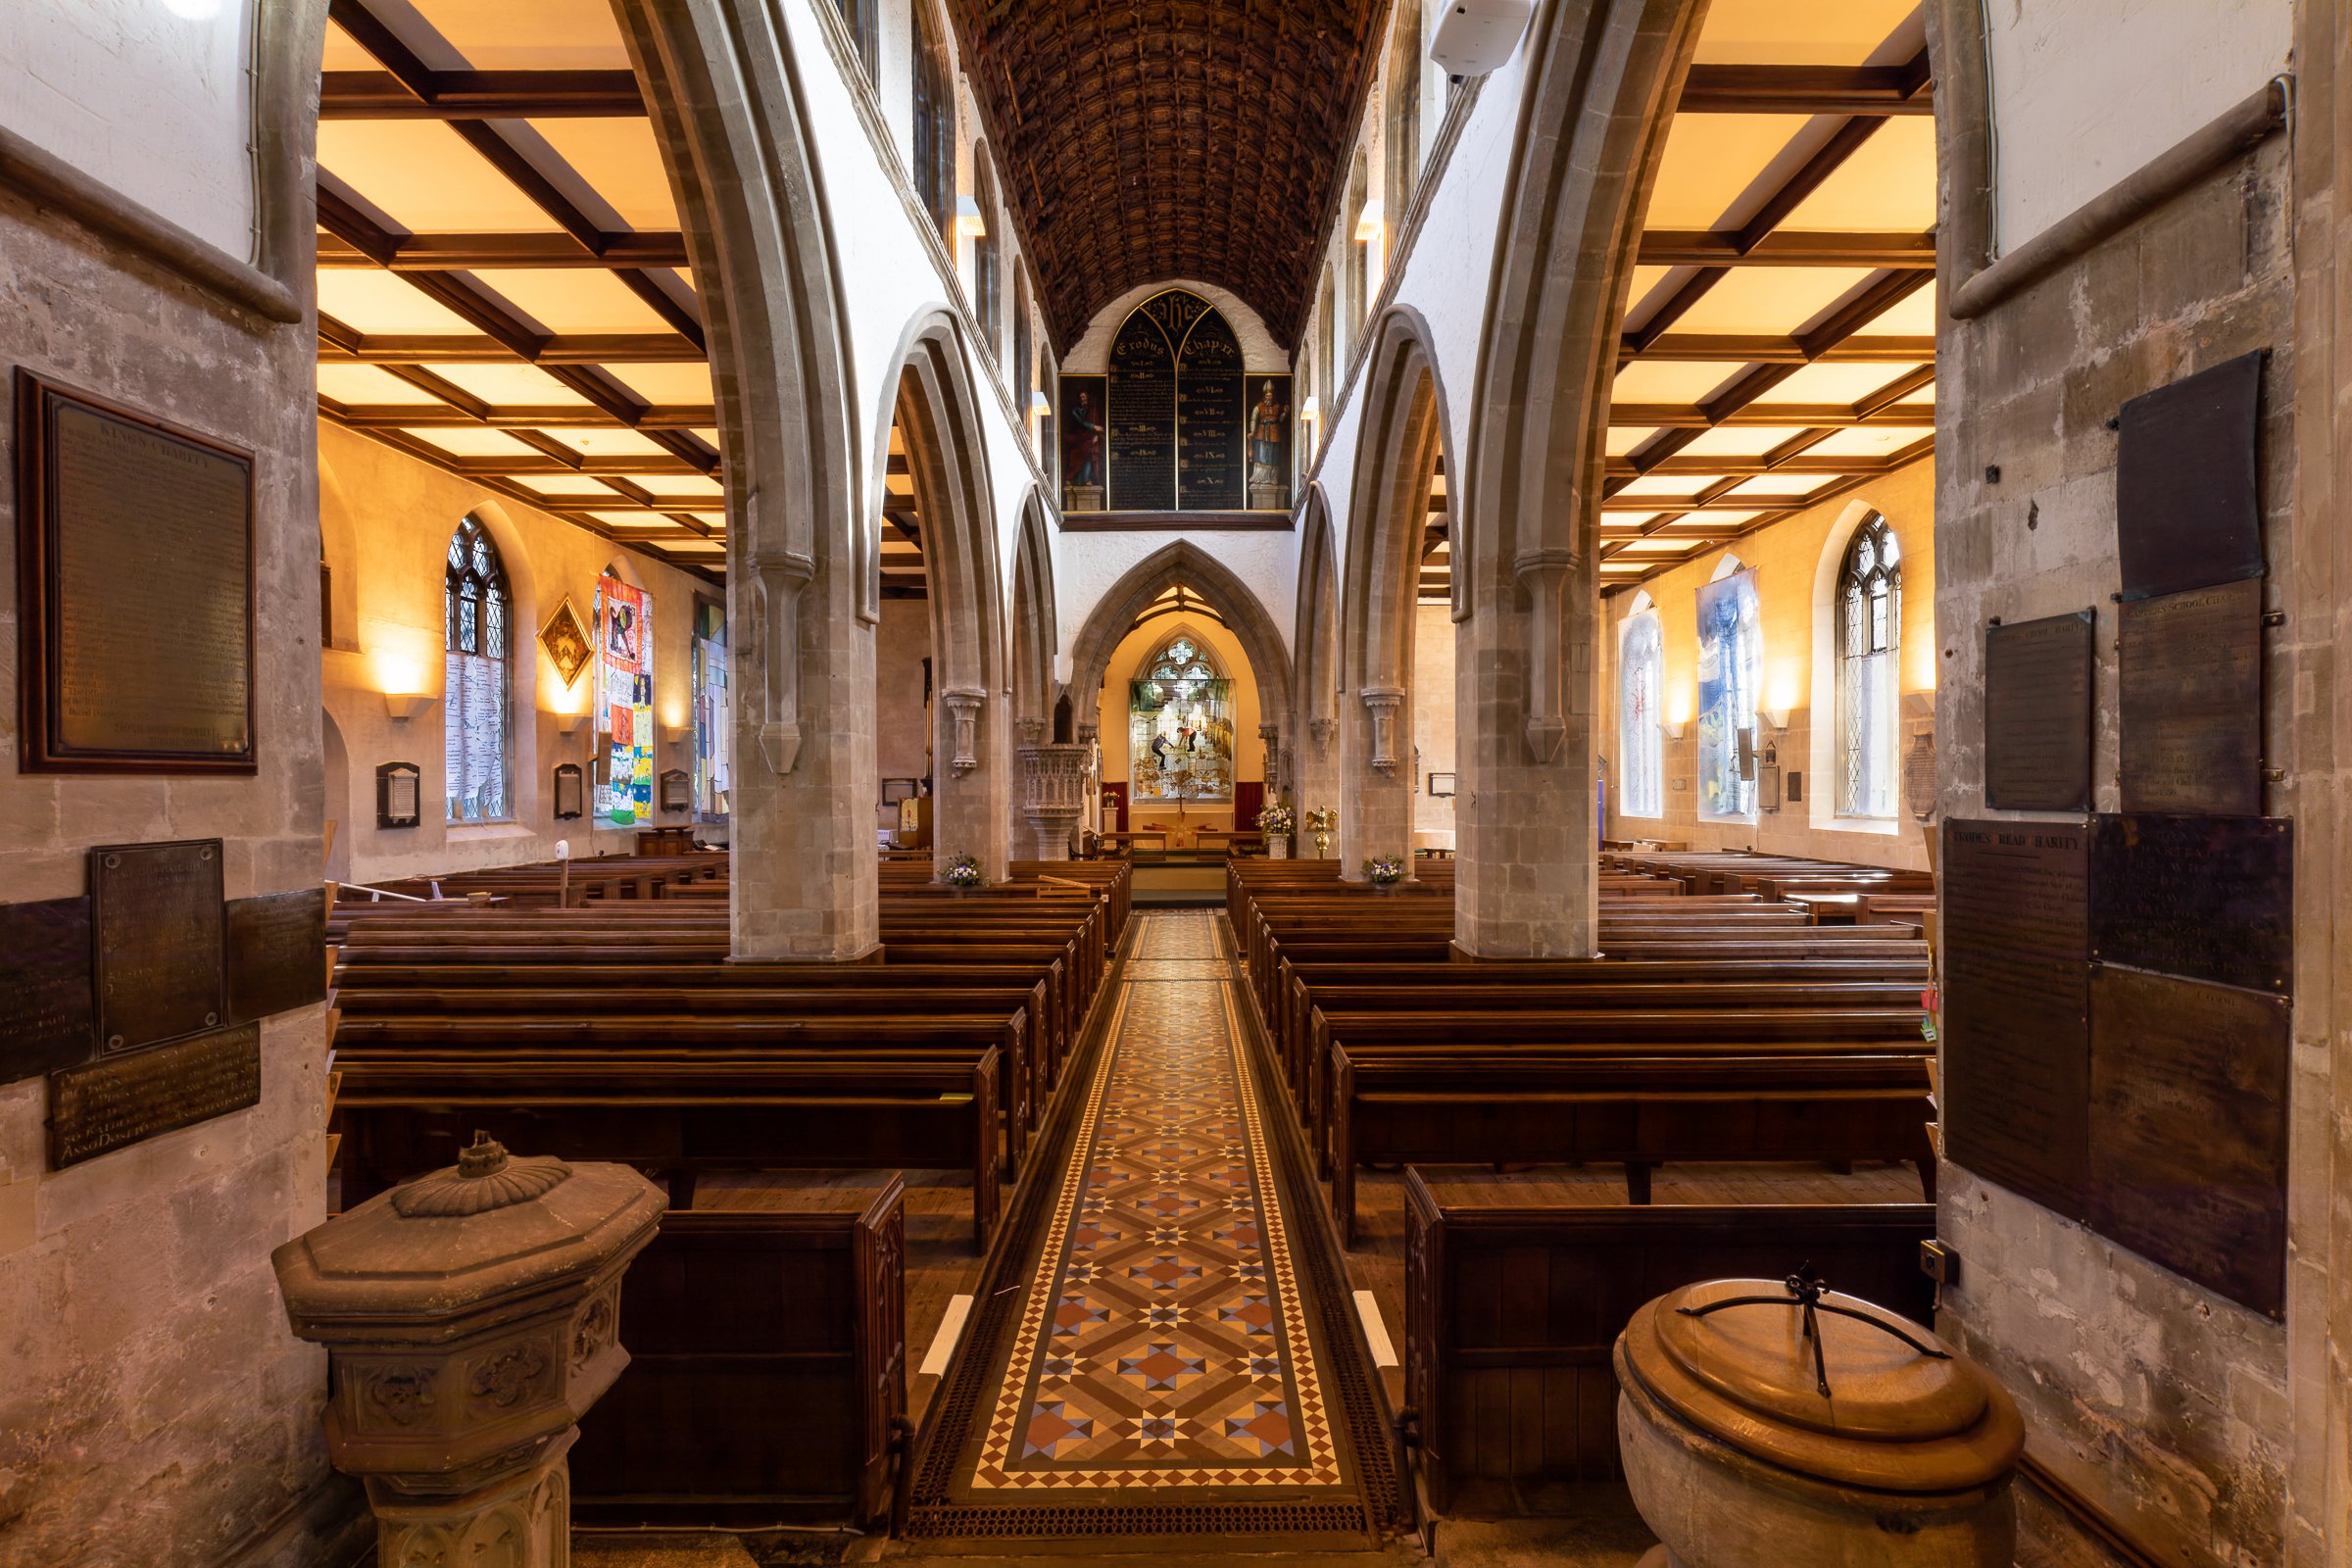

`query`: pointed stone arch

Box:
[1452,0,1706,955]
[1338,306,1456,876]
[883,310,1012,876]
[617,0,874,956]
[1063,541,1295,792]
[1291,483,1343,818]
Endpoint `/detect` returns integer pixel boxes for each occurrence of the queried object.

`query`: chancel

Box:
[0,2,2337,1567]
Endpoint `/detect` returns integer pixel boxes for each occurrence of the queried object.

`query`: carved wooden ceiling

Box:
[943,0,1393,349]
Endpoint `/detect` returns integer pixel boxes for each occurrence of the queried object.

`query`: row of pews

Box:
[1228,854,1938,1511]
[322,853,1129,1529]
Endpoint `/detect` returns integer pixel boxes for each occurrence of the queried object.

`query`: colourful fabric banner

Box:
[597,575,654,826]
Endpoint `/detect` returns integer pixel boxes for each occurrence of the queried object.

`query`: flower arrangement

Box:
[1255,801,1296,837]
[1364,855,1406,887]
[942,853,986,890]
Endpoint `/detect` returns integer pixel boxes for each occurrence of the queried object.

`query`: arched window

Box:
[1347,144,1371,335]
[1836,514,1902,817]
[1315,269,1336,437]
[1014,269,1034,437]
[1129,631,1234,804]
[972,154,1003,357]
[1695,565,1761,819]
[1619,611,1664,818]
[1384,2,1424,242]
[444,515,511,822]
[910,2,956,241]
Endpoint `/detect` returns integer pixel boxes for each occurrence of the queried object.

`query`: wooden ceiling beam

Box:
[1604,454,1893,477]
[1611,402,1932,428]
[1677,65,1935,117]
[1620,332,1932,365]
[319,69,646,119]
[1638,230,1935,269]
[330,404,716,429]
[318,331,706,364]
[317,231,691,270]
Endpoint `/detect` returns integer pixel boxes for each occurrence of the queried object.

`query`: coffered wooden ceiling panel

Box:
[314,0,726,576]
[1600,0,1936,592]
[944,0,1393,348]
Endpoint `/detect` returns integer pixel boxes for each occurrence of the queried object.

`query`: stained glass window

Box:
[1619,612,1663,818]
[1837,514,1902,817]
[1129,634,1234,803]
[444,515,511,822]
[1695,567,1761,819]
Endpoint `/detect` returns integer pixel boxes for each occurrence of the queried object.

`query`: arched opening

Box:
[1006,492,1068,858]
[1292,485,1343,841]
[1340,309,1455,877]
[910,0,958,242]
[971,148,1004,358]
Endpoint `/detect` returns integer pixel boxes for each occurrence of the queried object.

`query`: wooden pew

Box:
[1401,1165,1935,1510]
[571,1187,906,1529]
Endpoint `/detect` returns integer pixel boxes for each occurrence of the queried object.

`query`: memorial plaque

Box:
[16,370,256,773]
[48,1022,262,1170]
[2091,812,2291,993]
[2088,965,2287,1316]
[1108,307,1177,513]
[1984,612,2095,811]
[2119,577,2263,814]
[225,887,327,1024]
[2116,350,2264,601]
[90,839,225,1053]
[1941,818,2092,1218]
[0,897,95,1082]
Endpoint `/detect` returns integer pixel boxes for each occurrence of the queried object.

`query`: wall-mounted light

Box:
[554,710,589,737]
[384,693,433,722]
[1760,705,1790,733]
[1029,389,1051,425]
[662,725,694,751]
[1661,718,1686,740]
[955,195,987,240]
[1300,395,1321,432]
[1354,198,1385,244]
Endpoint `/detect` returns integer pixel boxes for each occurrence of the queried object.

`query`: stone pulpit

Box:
[272,1136,665,1568]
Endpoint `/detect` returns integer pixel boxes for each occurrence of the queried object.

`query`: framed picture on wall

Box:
[538,596,593,689]
[553,762,584,820]
[375,761,420,829]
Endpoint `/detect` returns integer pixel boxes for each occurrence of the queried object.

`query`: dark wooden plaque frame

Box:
[553,762,586,820]
[2118,578,2264,815]
[1984,612,2095,812]
[225,887,328,1024]
[90,838,225,1054]
[15,369,258,774]
[377,761,422,829]
[2116,350,2265,601]
[0,896,96,1082]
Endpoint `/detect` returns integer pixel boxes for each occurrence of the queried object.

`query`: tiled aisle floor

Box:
[905,911,1396,1547]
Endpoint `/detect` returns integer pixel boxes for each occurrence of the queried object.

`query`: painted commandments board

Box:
[1940,818,2091,1217]
[1984,612,2094,812]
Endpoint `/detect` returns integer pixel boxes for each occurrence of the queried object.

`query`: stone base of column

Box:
[367,1433,574,1568]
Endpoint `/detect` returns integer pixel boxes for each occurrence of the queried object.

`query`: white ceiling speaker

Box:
[1429,0,1537,77]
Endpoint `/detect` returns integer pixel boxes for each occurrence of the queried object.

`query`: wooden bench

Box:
[1401,1165,1935,1510]
[571,1188,906,1529]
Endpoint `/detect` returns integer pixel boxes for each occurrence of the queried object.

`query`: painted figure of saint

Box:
[1064,388,1103,493]
[1248,380,1288,487]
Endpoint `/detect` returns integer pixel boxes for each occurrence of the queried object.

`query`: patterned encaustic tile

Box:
[968,911,1342,1490]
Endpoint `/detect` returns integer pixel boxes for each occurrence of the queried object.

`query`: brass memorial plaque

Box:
[2116,350,2265,602]
[2090,813,2291,994]
[15,370,256,773]
[0,897,95,1082]
[226,887,328,1024]
[90,839,225,1052]
[1984,612,2094,812]
[2120,578,2263,815]
[2088,966,2287,1317]
[48,1022,262,1170]
[1941,819,2092,1219]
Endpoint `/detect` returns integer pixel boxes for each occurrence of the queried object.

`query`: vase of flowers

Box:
[1256,801,1296,859]
[1364,854,1406,891]
[942,852,985,894]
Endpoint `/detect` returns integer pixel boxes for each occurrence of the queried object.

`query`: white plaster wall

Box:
[1985,0,2292,253]
[1054,529,1300,666]
[784,0,1054,659]
[0,0,259,259]
[318,424,714,886]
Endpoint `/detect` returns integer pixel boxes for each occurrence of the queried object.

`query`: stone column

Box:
[272,1138,666,1568]
[732,550,880,959]
[1339,684,1414,880]
[932,685,1013,880]
[1452,553,1596,956]
[1019,743,1089,859]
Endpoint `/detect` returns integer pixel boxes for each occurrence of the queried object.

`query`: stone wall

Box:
[1933,135,2296,1567]
[0,191,361,1567]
